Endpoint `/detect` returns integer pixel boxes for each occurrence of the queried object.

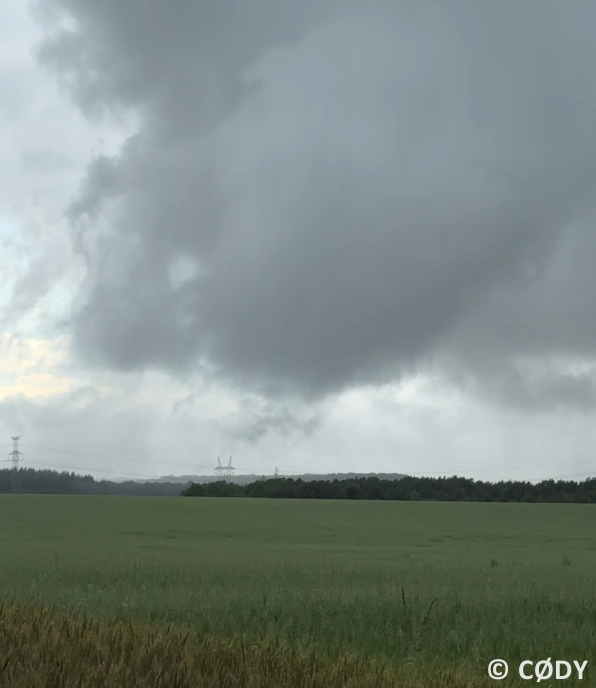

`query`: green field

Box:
[1,496,595,684]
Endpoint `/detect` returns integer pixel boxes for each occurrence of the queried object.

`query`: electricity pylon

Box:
[7,436,23,494]
[215,457,235,481]
[215,457,225,479]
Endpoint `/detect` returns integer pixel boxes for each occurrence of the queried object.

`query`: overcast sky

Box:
[2,0,596,482]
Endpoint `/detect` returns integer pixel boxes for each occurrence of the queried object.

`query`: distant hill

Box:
[0,467,191,496]
[144,472,406,485]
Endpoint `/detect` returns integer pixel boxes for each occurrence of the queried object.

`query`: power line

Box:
[20,443,266,473]
[18,452,266,481]
[23,444,150,463]
[21,444,214,470]
[413,458,596,476]
[22,457,159,480]
[5,457,596,485]
[11,443,596,483]
[20,456,254,481]
[527,471,595,482]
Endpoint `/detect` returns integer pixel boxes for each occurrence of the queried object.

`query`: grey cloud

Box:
[35,0,337,125]
[35,0,596,399]
[469,365,596,413]
[439,218,596,409]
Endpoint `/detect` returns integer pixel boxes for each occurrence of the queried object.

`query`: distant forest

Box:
[3,469,596,503]
[181,475,596,503]
[0,468,189,496]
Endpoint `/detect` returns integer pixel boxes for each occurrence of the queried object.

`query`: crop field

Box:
[0,496,595,686]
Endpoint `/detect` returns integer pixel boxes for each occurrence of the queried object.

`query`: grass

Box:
[0,602,412,688]
[0,496,595,685]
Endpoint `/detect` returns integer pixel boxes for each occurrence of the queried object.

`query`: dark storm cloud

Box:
[35,0,596,397]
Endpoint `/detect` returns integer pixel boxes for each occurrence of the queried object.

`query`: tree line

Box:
[0,468,189,496]
[4,468,595,502]
[181,475,596,503]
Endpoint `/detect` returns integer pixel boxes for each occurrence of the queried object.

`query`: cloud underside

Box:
[34,0,596,403]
